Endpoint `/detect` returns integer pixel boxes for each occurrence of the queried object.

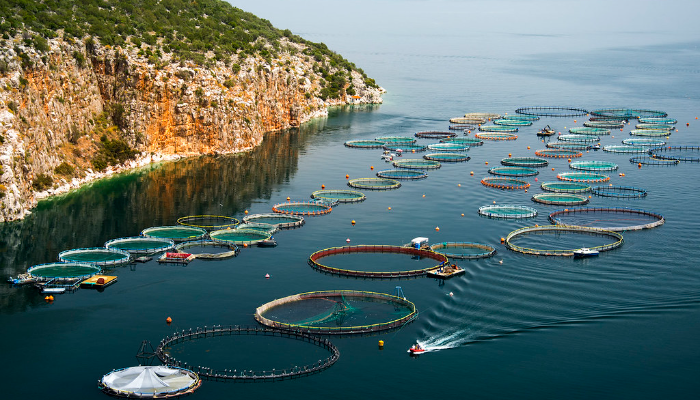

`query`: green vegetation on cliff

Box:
[0,0,377,99]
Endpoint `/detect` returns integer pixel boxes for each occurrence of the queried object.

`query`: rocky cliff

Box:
[0,35,384,222]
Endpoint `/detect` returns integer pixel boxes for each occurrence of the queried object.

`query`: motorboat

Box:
[573,248,599,258]
[257,238,278,247]
[381,151,395,162]
[408,343,426,355]
[7,273,35,285]
[537,124,556,136]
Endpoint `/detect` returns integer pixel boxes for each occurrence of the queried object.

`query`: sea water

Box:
[1,0,699,398]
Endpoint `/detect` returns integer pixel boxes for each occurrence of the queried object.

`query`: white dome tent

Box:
[99,366,201,398]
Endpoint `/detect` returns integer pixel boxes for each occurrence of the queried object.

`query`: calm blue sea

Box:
[1,1,699,398]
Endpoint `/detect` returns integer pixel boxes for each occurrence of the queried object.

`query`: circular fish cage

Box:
[481,177,531,190]
[622,138,666,147]
[546,142,593,151]
[376,169,428,180]
[177,215,239,231]
[450,117,487,124]
[272,201,332,216]
[591,109,667,119]
[494,119,532,126]
[141,226,208,243]
[155,326,339,382]
[639,117,677,124]
[308,245,448,279]
[255,290,418,335]
[475,132,518,141]
[591,185,647,198]
[236,222,279,235]
[583,120,624,129]
[503,114,540,121]
[98,366,201,398]
[28,262,101,280]
[603,145,649,154]
[636,123,675,130]
[649,146,700,162]
[429,242,497,259]
[629,129,671,137]
[393,158,442,169]
[558,134,600,143]
[505,226,624,256]
[415,131,456,139]
[58,247,131,267]
[488,166,539,177]
[175,240,239,259]
[348,177,401,190]
[427,143,469,152]
[242,214,305,229]
[540,181,592,193]
[441,137,484,146]
[549,207,664,231]
[311,189,366,203]
[515,106,589,117]
[105,237,175,255]
[210,229,272,246]
[501,157,549,167]
[589,116,628,123]
[557,172,610,183]
[569,161,618,171]
[344,140,386,149]
[449,123,477,130]
[569,127,611,135]
[423,153,470,162]
[535,149,583,158]
[477,125,519,133]
[478,204,538,219]
[464,112,502,120]
[629,156,680,166]
[375,136,416,144]
[531,193,590,206]
[383,143,427,152]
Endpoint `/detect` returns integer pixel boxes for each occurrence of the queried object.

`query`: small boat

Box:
[257,238,278,247]
[537,124,556,136]
[591,143,601,150]
[573,248,599,258]
[42,287,66,294]
[408,343,426,355]
[381,151,395,162]
[7,273,36,285]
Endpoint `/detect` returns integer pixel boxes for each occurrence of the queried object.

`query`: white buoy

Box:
[449,292,454,297]
[346,238,351,243]
[265,273,270,279]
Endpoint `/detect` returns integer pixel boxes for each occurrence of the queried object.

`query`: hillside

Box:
[0,0,384,222]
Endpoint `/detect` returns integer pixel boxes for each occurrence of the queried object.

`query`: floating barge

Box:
[427,264,465,279]
[158,252,196,264]
[81,275,118,289]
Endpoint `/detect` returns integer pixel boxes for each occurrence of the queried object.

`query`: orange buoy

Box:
[493,200,496,204]
[638,163,642,168]
[535,224,539,227]
[574,120,577,123]
[470,171,474,175]
[468,130,471,134]
[286,197,290,201]
[44,296,50,301]
[568,158,571,162]
[687,123,690,126]
[423,194,427,197]
[435,227,440,231]
[461,213,465,217]
[457,184,461,187]
[485,161,489,165]
[346,174,349,179]
[527,146,530,149]
[500,237,505,243]
[552,167,555,171]
[508,153,511,157]
[244,210,248,215]
[351,220,356,225]
[388,207,391,210]
[243,243,248,248]
[166,317,172,324]
[370,166,374,170]
[321,184,325,189]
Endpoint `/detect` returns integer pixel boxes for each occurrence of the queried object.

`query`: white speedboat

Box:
[573,248,599,258]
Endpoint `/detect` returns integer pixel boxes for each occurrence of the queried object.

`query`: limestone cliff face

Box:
[0,36,384,222]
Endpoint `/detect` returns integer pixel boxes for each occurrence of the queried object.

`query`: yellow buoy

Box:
[286,196,291,201]
[493,200,496,204]
[461,213,465,217]
[378,340,384,348]
[508,153,511,157]
[423,194,426,197]
[470,171,474,175]
[351,220,356,225]
[485,161,489,165]
[457,184,461,187]
[388,207,391,211]
[412,149,416,153]
[500,237,505,243]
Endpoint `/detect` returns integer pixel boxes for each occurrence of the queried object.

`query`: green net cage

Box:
[622,138,666,147]
[549,207,664,231]
[478,125,519,133]
[348,177,402,190]
[383,143,427,152]
[531,193,590,205]
[503,114,540,121]
[105,237,175,255]
[583,120,624,129]
[478,204,538,218]
[429,242,497,259]
[450,117,487,124]
[638,117,677,124]
[58,247,131,267]
[464,112,502,119]
[591,185,647,198]
[546,142,593,150]
[242,214,305,229]
[494,119,532,126]
[557,172,610,183]
[481,177,530,190]
[344,140,386,149]
[535,149,583,158]
[569,127,611,135]
[629,156,679,166]
[591,108,667,119]
[488,166,539,177]
[629,129,671,137]
[515,107,589,117]
[501,157,548,167]
[28,262,101,280]
[427,143,469,152]
[235,222,279,234]
[141,226,208,242]
[540,181,592,193]
[603,145,649,153]
[635,123,675,130]
[505,225,624,256]
[441,137,484,146]
[272,201,332,216]
[375,136,417,144]
[175,240,239,259]
[177,215,239,230]
[475,132,518,140]
[311,189,367,203]
[649,146,700,162]
[424,153,470,162]
[210,228,272,245]
[415,131,456,139]
[376,169,428,179]
[393,158,442,169]
[569,161,618,171]
[558,134,600,143]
